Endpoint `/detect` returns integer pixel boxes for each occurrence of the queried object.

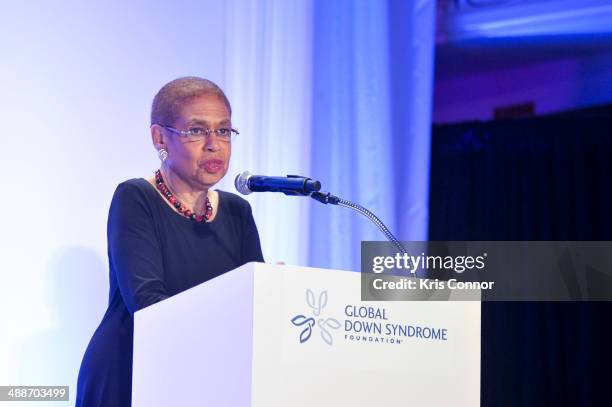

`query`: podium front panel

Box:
[251,265,480,407]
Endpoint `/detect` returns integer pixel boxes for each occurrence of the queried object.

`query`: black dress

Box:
[76,178,264,406]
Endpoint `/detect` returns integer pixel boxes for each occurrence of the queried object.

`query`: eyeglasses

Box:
[158,124,239,142]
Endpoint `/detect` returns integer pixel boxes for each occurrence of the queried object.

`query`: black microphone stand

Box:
[310,191,407,255]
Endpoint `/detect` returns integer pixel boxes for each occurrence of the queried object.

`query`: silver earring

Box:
[158,149,168,162]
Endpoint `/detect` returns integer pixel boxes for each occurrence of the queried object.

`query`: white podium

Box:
[133,263,480,406]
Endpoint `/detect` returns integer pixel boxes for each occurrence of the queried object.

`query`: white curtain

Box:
[0,0,435,393]
[220,0,314,265]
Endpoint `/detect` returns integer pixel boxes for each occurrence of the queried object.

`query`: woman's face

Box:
[162,94,232,190]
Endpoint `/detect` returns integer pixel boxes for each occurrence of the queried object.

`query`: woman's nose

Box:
[204,135,221,151]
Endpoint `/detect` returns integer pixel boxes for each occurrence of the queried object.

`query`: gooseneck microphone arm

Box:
[311,191,407,255]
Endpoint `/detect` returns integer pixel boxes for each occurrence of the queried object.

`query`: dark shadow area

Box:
[15,247,107,399]
[430,115,612,406]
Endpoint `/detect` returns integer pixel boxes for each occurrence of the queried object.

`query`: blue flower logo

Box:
[291,289,341,345]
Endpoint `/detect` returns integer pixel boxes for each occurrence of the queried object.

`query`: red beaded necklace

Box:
[154,169,213,222]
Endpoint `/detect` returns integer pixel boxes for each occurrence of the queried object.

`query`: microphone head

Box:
[234,171,253,195]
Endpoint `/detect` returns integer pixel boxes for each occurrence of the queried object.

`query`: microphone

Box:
[234,171,321,196]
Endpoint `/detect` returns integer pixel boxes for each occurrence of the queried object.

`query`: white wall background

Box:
[0,2,435,403]
[0,0,312,402]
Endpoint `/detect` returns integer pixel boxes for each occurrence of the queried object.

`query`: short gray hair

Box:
[150,76,232,126]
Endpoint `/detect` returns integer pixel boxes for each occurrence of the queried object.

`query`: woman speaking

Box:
[76,77,264,406]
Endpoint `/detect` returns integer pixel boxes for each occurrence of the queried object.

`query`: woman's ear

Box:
[151,124,166,152]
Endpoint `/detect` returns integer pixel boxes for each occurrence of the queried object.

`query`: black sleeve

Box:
[107,182,169,314]
[241,199,265,264]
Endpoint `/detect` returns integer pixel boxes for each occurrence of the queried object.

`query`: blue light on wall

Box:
[308,0,435,271]
[444,0,612,40]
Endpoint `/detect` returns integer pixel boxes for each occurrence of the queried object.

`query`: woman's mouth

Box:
[201,159,225,173]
